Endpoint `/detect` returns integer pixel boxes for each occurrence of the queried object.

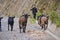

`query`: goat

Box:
[0,17,3,31]
[38,15,49,30]
[8,16,15,31]
[19,14,30,33]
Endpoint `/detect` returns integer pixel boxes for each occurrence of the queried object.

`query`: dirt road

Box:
[0,17,59,40]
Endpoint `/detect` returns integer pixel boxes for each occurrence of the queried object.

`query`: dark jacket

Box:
[31,7,37,14]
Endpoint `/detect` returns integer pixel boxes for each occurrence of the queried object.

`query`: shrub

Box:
[50,10,58,23]
[36,11,42,20]
[30,18,36,24]
[30,11,42,24]
[50,10,60,27]
[56,16,60,27]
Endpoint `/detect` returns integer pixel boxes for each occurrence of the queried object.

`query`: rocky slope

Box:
[0,0,60,17]
[0,0,35,17]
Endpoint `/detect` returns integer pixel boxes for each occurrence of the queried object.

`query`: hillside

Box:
[0,0,35,17]
[0,0,60,17]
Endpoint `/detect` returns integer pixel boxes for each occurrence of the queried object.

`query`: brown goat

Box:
[19,14,30,33]
[38,15,49,30]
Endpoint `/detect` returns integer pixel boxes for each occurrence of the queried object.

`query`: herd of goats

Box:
[0,7,49,33]
[0,13,49,33]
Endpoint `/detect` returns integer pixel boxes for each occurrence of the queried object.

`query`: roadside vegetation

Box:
[30,9,60,27]
[50,10,60,27]
[30,10,42,24]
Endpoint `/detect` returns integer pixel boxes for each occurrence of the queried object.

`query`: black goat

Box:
[8,16,15,31]
[19,14,30,33]
[0,17,3,31]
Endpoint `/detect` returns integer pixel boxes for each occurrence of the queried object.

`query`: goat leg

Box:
[8,24,9,31]
[44,25,47,30]
[41,26,43,30]
[0,26,1,31]
[11,25,13,31]
[19,25,21,33]
[44,24,48,30]
[23,26,26,33]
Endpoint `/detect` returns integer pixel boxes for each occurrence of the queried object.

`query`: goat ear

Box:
[14,16,15,18]
[30,9,32,10]
[9,16,10,18]
[47,16,49,19]
[28,15,30,16]
[1,17,3,19]
[22,15,24,16]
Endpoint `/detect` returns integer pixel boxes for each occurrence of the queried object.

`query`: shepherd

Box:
[31,5,37,19]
